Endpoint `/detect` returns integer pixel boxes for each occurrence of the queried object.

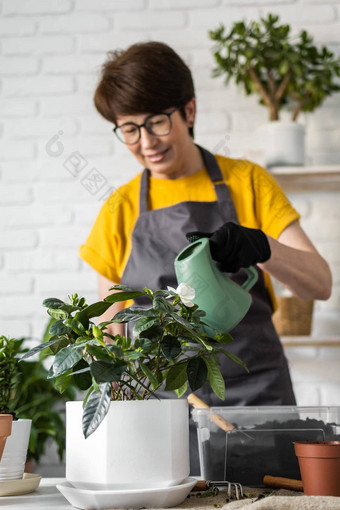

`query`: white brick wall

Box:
[1,0,340,474]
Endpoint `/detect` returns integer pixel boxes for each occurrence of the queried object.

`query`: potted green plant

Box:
[0,336,31,478]
[0,335,15,460]
[22,284,245,490]
[9,350,76,471]
[209,13,340,166]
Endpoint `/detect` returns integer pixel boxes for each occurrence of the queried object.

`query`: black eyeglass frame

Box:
[113,108,179,145]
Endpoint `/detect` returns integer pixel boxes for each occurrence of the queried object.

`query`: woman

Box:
[79,41,332,473]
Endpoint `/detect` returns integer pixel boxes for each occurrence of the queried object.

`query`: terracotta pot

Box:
[294,441,340,496]
[25,459,34,473]
[0,415,13,460]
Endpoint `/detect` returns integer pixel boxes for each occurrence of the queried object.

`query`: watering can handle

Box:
[241,266,258,292]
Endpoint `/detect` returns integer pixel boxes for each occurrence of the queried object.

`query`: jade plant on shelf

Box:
[209,13,340,121]
[22,284,246,439]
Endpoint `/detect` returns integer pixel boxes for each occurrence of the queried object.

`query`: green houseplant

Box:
[209,13,340,166]
[0,334,76,466]
[10,354,76,466]
[209,13,340,122]
[0,336,31,476]
[23,284,244,438]
[0,336,18,459]
[0,336,21,415]
[22,284,246,490]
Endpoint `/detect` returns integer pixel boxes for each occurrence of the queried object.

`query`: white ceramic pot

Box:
[258,121,305,168]
[66,399,189,490]
[0,419,31,481]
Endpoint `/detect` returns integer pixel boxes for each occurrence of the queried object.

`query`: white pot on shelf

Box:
[257,121,305,168]
[0,419,31,481]
[66,399,189,490]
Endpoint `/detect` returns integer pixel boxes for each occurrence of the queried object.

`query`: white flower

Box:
[167,283,196,307]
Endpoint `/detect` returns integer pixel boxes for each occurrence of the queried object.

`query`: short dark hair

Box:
[94,41,195,137]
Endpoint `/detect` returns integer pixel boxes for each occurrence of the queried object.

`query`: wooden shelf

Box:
[270,165,340,192]
[281,335,340,347]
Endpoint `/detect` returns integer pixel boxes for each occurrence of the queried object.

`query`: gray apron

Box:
[121,146,296,474]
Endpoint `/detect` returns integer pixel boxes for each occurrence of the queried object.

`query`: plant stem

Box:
[248,66,276,119]
[291,91,311,121]
[275,70,292,102]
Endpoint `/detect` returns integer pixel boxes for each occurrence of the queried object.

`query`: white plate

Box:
[57,477,197,509]
[0,473,41,496]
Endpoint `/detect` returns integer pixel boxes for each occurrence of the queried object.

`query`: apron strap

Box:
[196,145,238,224]
[139,145,238,223]
[139,168,149,214]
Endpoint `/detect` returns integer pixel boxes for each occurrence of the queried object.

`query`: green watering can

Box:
[174,237,258,333]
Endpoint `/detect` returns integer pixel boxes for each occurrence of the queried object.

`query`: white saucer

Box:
[57,477,196,509]
[0,473,41,497]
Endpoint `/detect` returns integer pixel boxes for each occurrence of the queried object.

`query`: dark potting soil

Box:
[201,418,340,487]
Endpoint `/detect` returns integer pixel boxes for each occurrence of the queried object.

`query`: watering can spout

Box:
[174,238,258,333]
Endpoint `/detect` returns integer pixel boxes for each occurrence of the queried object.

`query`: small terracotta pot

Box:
[0,415,13,460]
[25,459,34,473]
[294,441,340,496]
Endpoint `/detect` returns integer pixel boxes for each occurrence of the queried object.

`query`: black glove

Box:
[186,222,271,273]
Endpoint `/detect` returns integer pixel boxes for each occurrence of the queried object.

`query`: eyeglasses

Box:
[113,109,178,145]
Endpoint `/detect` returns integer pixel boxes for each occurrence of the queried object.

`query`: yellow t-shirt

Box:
[79,155,300,307]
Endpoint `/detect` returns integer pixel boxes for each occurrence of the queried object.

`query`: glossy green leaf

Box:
[82,383,111,438]
[82,301,113,319]
[174,381,188,398]
[153,296,173,313]
[203,357,225,400]
[109,284,135,291]
[49,320,69,336]
[75,310,90,330]
[47,308,69,320]
[134,337,153,353]
[92,325,103,341]
[192,309,206,320]
[20,336,68,361]
[133,317,160,337]
[90,360,127,383]
[73,359,92,390]
[161,335,181,361]
[54,370,73,393]
[169,313,211,348]
[47,345,83,379]
[86,344,112,361]
[139,362,158,390]
[139,325,163,343]
[104,290,145,304]
[165,363,187,391]
[106,344,123,358]
[49,337,70,354]
[43,298,65,309]
[75,336,90,345]
[187,357,207,392]
[112,307,157,323]
[64,318,85,335]
[123,351,143,361]
[215,332,234,344]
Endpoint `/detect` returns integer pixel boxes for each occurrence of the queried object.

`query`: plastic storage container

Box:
[192,406,340,487]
